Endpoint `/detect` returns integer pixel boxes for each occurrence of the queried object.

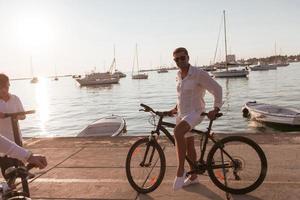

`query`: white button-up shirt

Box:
[0,94,24,142]
[176,66,222,117]
[0,135,30,162]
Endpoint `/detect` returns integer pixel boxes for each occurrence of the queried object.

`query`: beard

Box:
[176,62,189,68]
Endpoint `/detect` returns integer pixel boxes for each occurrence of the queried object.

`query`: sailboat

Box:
[269,42,290,67]
[157,55,168,73]
[30,57,38,84]
[212,10,249,78]
[110,46,126,78]
[132,44,148,79]
[54,65,59,81]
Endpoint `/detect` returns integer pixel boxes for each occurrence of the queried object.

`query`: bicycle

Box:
[0,110,36,200]
[0,164,36,200]
[125,104,267,195]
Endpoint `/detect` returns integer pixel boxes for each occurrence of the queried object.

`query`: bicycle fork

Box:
[140,141,156,167]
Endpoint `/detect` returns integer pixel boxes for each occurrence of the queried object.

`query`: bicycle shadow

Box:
[136,184,263,200]
[182,183,224,200]
[231,194,263,200]
[183,184,263,200]
[137,194,155,200]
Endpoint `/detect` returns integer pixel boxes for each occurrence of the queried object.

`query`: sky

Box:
[0,0,299,78]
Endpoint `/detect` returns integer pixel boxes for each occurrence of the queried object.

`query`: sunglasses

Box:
[174,56,187,62]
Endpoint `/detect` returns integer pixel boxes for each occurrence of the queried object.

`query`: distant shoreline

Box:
[10,75,72,81]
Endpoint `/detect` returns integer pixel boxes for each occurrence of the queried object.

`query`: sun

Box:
[13,13,55,51]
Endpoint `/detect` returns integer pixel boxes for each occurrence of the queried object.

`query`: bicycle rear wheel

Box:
[126,137,166,193]
[207,136,267,194]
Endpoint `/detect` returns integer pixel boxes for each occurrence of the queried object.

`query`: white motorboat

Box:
[77,115,126,137]
[213,68,249,78]
[132,73,148,79]
[157,66,168,73]
[76,72,120,86]
[242,101,300,126]
[250,65,269,71]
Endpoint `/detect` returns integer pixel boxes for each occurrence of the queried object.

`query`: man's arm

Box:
[198,70,223,110]
[0,135,47,169]
[197,70,222,120]
[0,135,31,162]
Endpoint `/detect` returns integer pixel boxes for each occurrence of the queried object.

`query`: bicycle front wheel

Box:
[125,137,166,193]
[207,136,267,194]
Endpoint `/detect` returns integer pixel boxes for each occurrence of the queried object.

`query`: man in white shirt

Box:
[169,48,222,190]
[0,73,47,178]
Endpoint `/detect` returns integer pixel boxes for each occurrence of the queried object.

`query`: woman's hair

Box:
[0,74,9,87]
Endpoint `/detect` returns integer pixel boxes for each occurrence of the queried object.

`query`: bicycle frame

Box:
[148,114,237,174]
[2,111,35,199]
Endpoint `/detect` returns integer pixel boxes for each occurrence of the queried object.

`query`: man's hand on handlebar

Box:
[207,107,220,120]
[166,107,177,117]
[0,112,4,119]
[27,154,48,169]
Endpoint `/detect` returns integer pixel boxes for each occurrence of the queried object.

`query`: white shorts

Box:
[176,111,204,138]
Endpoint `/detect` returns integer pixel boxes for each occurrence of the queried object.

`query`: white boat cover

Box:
[77,115,126,137]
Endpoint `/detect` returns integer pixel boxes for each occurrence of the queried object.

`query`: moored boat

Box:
[242,101,300,126]
[77,115,126,137]
[76,72,120,86]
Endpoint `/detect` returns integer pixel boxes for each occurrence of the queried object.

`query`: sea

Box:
[8,62,300,138]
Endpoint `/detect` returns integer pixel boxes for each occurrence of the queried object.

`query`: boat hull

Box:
[243,101,300,126]
[132,74,148,79]
[76,77,119,86]
[212,69,249,78]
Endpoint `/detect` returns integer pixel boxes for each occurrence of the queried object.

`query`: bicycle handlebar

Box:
[4,110,35,118]
[140,104,171,117]
[201,112,223,118]
[140,104,223,119]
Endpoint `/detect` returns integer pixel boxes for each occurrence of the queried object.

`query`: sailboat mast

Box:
[114,44,116,71]
[223,10,228,71]
[136,44,140,74]
[30,56,33,77]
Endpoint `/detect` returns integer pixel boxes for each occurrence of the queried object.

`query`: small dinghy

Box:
[242,101,300,126]
[77,115,126,137]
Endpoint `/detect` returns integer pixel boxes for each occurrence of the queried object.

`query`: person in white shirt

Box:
[0,135,47,169]
[169,48,222,190]
[0,73,47,178]
[0,75,25,142]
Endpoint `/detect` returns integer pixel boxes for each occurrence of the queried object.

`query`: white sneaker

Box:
[173,172,186,191]
[183,177,199,187]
